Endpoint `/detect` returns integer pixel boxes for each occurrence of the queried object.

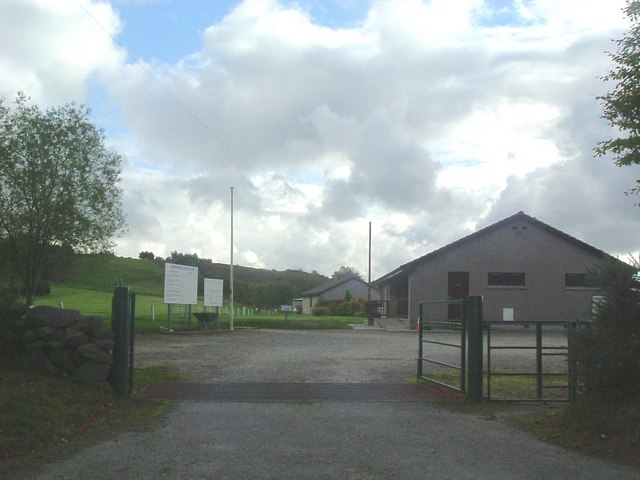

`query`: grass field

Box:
[31,284,359,331]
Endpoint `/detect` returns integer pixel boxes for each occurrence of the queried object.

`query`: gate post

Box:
[466,296,484,402]
[111,284,134,397]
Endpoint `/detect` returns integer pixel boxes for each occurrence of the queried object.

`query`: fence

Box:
[417,296,483,401]
[417,296,589,403]
[486,321,589,402]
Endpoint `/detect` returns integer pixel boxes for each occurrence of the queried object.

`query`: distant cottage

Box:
[301,276,379,315]
[374,211,614,328]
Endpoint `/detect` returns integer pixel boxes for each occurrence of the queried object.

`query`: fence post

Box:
[567,322,578,403]
[536,322,543,400]
[466,296,484,402]
[111,285,133,397]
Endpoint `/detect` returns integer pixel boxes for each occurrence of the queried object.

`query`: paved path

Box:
[28,330,640,479]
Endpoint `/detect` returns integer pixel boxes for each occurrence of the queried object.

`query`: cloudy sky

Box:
[1,0,638,278]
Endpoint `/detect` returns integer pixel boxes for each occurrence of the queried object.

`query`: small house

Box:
[301,276,378,315]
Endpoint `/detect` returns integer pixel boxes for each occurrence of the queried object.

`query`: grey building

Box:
[374,212,613,328]
[301,276,378,315]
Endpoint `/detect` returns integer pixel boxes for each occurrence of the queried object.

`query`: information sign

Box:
[164,263,198,305]
[204,278,224,307]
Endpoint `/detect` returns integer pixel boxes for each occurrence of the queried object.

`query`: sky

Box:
[1,0,639,279]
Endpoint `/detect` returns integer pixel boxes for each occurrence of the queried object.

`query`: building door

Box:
[448,272,469,320]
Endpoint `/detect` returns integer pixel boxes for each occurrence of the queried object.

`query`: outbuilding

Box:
[374,212,613,328]
[301,276,378,315]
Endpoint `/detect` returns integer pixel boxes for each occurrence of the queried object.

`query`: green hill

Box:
[62,254,165,295]
[51,253,329,302]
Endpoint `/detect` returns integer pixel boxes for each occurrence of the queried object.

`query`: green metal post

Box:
[536,322,543,400]
[128,290,136,395]
[460,300,467,393]
[567,322,577,403]
[111,285,131,397]
[466,296,484,402]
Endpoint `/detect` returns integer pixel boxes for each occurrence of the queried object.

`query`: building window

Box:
[488,272,526,287]
[565,273,591,288]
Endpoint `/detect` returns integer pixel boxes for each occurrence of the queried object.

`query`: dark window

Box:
[565,273,590,287]
[488,272,525,287]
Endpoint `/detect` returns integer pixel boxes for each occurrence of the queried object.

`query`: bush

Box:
[312,306,331,316]
[574,258,640,401]
[334,299,364,317]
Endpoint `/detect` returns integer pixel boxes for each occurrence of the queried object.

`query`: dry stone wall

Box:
[18,305,114,389]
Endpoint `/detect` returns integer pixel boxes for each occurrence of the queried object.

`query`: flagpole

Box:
[230,186,234,332]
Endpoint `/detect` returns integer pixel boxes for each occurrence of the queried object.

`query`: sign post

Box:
[163,263,198,331]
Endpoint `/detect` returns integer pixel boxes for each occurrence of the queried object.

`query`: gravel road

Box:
[26,329,639,479]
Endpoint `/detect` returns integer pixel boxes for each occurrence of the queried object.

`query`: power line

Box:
[73,0,254,170]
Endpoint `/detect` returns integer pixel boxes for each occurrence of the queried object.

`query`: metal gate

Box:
[486,320,589,402]
[417,296,483,401]
[417,297,588,403]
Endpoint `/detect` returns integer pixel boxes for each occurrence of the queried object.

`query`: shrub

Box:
[312,306,331,316]
[574,258,640,401]
[334,299,364,317]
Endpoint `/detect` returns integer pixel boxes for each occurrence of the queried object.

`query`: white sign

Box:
[281,305,293,312]
[164,263,198,305]
[204,278,224,307]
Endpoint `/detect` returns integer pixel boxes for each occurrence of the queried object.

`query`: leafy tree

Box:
[575,258,640,400]
[0,93,125,305]
[596,1,640,200]
[332,266,362,280]
[139,251,155,260]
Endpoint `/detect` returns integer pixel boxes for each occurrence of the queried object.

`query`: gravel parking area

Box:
[134,329,419,383]
[133,327,570,383]
[28,329,639,480]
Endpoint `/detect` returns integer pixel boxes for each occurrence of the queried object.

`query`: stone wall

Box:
[18,305,114,389]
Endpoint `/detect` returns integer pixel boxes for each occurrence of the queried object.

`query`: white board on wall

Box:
[204,278,224,307]
[164,263,198,305]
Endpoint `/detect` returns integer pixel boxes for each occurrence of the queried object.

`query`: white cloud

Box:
[0,0,123,103]
[1,0,638,278]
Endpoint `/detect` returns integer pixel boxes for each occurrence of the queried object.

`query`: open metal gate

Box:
[417,296,483,402]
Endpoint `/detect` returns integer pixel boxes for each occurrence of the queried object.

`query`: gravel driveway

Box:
[28,329,639,479]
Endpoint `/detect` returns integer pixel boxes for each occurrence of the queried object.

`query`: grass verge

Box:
[509,397,640,467]
[0,364,185,477]
[420,371,640,467]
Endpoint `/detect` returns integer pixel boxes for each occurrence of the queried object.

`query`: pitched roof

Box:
[374,211,612,285]
[302,276,371,297]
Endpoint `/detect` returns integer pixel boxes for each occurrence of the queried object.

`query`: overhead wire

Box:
[73,0,254,171]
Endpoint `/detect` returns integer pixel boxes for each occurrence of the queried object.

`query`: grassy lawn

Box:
[31,284,360,331]
[420,370,571,402]
[0,364,182,475]
[421,371,640,467]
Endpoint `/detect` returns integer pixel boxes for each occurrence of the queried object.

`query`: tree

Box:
[574,258,640,400]
[331,266,362,280]
[596,0,640,200]
[0,93,125,305]
[139,251,155,260]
